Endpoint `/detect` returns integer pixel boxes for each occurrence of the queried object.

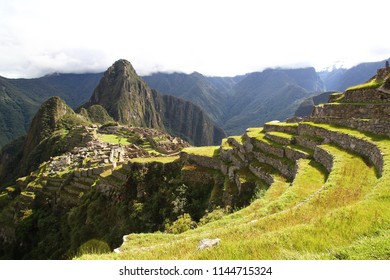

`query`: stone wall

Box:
[253,151,296,180]
[284,146,311,161]
[341,88,390,103]
[307,117,390,138]
[253,139,284,158]
[248,163,274,185]
[312,103,390,119]
[294,135,323,150]
[180,152,221,170]
[263,123,298,134]
[313,146,334,173]
[298,123,383,175]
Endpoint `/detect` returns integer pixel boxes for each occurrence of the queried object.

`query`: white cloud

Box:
[0,0,389,78]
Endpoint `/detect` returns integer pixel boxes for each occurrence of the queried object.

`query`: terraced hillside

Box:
[78,67,390,260]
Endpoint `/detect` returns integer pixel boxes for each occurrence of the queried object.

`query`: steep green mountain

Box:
[152,92,226,146]
[82,60,226,146]
[143,72,231,125]
[82,60,164,129]
[0,77,41,149]
[0,73,102,150]
[0,96,89,185]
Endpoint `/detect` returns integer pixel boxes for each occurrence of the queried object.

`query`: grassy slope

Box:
[78,123,390,259]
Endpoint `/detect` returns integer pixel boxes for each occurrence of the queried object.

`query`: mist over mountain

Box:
[319,58,390,91]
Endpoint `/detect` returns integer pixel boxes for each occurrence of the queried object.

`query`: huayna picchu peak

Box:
[1,62,390,260]
[81,59,225,146]
[83,59,164,128]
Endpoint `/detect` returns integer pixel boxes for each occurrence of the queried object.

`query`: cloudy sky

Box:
[1,0,389,78]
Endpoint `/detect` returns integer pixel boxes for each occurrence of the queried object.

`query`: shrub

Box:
[198,207,227,226]
[77,239,111,255]
[165,213,196,234]
[100,122,119,129]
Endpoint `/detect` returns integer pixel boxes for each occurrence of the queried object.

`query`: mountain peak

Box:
[110,59,138,77]
[83,59,164,128]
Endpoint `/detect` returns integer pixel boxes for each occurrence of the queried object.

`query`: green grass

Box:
[346,78,384,91]
[287,144,313,156]
[129,156,180,164]
[98,133,132,145]
[139,142,163,155]
[182,146,220,157]
[265,122,298,127]
[247,129,284,148]
[266,131,295,140]
[228,135,245,145]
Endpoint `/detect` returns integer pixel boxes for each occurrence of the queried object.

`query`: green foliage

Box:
[98,133,131,145]
[100,122,119,129]
[129,156,179,164]
[182,146,220,157]
[57,113,90,130]
[165,213,197,234]
[77,239,111,255]
[83,105,114,125]
[198,207,227,226]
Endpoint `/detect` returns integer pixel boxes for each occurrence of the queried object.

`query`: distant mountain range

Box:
[145,68,325,135]
[1,57,389,149]
[296,58,390,117]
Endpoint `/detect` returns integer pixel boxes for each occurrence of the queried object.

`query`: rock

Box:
[197,238,221,250]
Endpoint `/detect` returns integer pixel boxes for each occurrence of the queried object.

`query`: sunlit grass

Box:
[129,156,179,164]
[346,78,384,91]
[98,133,131,145]
[182,146,220,157]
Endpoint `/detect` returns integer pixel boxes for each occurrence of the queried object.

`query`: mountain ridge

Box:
[1,57,389,149]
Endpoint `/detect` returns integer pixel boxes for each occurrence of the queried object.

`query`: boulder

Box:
[197,238,221,250]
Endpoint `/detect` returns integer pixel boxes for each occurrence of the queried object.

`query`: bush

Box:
[77,239,111,255]
[198,207,227,226]
[100,122,119,129]
[165,213,196,234]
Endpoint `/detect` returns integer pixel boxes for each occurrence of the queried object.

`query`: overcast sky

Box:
[1,0,389,78]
